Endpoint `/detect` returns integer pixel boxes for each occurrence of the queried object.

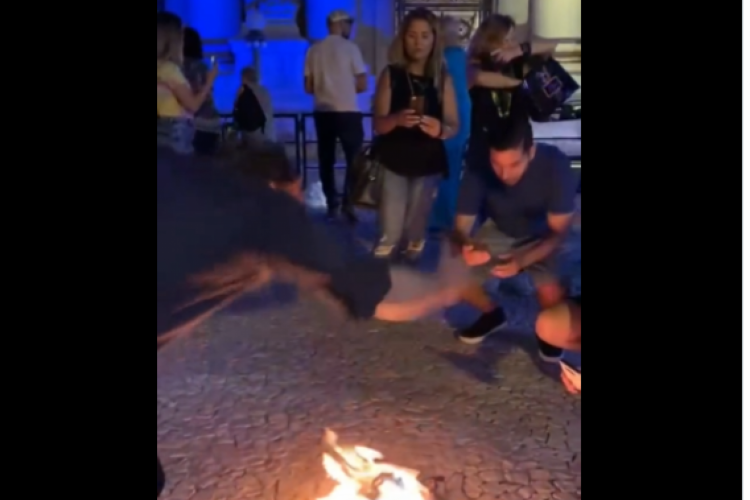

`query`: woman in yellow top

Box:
[157,12,218,154]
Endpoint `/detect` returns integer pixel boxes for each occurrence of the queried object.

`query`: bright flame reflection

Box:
[319,430,431,500]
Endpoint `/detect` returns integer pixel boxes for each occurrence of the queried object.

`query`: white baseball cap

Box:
[328,10,354,23]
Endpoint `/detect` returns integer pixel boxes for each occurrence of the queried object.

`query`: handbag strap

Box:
[406,71,416,99]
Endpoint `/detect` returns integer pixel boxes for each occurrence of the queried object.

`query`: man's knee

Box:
[536,303,581,352]
[526,257,565,308]
[535,281,567,309]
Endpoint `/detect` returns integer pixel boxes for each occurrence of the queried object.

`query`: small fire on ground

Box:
[319,429,432,500]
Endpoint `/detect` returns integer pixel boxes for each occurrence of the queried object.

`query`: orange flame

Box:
[319,430,431,500]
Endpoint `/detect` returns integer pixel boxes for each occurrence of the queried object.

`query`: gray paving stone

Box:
[158,212,582,500]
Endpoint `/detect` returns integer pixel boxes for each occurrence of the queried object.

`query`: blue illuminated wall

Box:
[164,0,240,38]
[162,0,388,113]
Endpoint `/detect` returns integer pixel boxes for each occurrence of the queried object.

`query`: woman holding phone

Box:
[372,8,459,261]
[157,13,218,154]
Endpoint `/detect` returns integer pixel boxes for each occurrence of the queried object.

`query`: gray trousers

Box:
[379,169,441,246]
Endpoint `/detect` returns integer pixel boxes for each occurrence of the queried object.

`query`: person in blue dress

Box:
[430,16,472,232]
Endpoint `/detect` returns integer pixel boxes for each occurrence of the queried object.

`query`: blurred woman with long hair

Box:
[372,8,459,261]
[465,14,558,162]
[157,12,218,154]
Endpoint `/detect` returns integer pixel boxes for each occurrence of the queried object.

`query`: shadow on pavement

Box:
[428,330,561,385]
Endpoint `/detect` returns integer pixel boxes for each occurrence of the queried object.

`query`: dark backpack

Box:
[233,85,267,133]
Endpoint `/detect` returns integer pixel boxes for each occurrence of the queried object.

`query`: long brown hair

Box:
[157,12,184,66]
[468,14,516,61]
[389,8,446,99]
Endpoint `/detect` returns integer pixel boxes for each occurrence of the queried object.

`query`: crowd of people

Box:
[299,9,582,369]
[157,8,581,498]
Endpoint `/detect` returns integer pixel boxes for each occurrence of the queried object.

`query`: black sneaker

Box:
[326,207,339,221]
[537,337,563,363]
[458,308,508,345]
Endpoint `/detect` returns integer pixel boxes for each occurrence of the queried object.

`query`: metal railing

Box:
[221,112,376,187]
[220,112,302,174]
[220,112,581,189]
[298,113,376,188]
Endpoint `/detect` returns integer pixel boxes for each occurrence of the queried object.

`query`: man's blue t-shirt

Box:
[457,144,577,239]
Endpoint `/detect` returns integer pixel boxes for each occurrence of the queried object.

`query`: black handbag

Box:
[523,57,580,122]
[349,144,385,210]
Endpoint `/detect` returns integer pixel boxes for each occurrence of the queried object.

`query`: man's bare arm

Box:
[517,213,574,268]
[355,74,368,94]
[304,47,315,94]
[529,41,558,56]
[451,215,478,246]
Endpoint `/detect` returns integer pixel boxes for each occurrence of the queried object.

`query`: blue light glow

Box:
[163,0,366,113]
[188,0,241,40]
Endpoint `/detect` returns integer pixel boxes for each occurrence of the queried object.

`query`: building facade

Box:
[159,0,581,112]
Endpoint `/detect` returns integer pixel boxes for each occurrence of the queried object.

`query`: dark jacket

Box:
[156,148,391,349]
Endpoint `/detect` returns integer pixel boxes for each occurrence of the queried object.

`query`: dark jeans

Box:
[313,112,364,210]
[193,131,220,156]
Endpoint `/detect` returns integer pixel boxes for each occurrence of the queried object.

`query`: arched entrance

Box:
[394,0,494,44]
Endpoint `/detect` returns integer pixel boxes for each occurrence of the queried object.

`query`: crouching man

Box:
[452,117,578,364]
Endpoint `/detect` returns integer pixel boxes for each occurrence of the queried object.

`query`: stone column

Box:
[306,0,356,41]
[187,0,242,41]
[368,0,395,76]
[260,0,311,111]
[530,0,581,40]
[351,0,392,111]
[530,0,581,100]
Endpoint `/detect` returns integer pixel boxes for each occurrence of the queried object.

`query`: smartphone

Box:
[409,96,425,116]
[444,232,510,265]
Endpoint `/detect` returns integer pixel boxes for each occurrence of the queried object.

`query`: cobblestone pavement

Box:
[157,204,582,500]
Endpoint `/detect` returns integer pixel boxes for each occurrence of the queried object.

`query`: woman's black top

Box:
[468,55,529,156]
[376,65,448,179]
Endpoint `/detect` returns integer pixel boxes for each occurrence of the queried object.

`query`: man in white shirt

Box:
[304,10,368,222]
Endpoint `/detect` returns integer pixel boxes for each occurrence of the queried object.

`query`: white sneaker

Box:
[374,244,396,259]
